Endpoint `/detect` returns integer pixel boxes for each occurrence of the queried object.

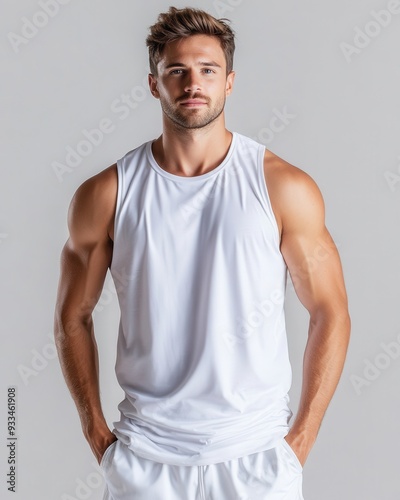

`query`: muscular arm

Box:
[265,152,351,466]
[54,165,118,464]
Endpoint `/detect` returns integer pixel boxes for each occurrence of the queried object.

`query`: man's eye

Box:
[169,69,214,75]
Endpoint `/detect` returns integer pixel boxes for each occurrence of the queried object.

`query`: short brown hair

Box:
[146,6,235,76]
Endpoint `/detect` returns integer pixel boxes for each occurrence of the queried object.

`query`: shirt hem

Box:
[112,429,290,466]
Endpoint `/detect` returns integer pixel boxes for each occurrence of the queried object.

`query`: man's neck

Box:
[151,121,233,178]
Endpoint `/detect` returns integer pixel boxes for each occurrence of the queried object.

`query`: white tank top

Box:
[110,132,293,465]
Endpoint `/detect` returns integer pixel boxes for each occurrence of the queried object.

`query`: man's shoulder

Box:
[262,149,325,233]
[69,164,118,231]
[76,163,118,200]
[234,132,318,191]
[263,148,322,202]
[77,138,152,196]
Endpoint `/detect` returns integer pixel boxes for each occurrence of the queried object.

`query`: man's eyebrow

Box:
[164,61,222,69]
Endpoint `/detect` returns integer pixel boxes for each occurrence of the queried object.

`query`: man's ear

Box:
[148,73,160,98]
[225,70,235,96]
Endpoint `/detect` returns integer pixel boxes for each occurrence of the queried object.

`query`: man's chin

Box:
[171,117,215,130]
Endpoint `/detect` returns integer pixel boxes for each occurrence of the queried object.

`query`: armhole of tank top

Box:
[109,157,122,272]
[256,144,281,249]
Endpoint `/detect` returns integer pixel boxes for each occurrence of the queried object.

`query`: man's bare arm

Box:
[265,153,351,467]
[54,165,118,464]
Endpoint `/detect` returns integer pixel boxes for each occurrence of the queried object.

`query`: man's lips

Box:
[179,99,207,106]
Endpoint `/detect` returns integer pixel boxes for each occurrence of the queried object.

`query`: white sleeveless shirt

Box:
[110,132,293,465]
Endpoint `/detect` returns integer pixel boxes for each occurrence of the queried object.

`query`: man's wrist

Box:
[85,426,117,464]
[80,410,109,438]
[285,426,317,467]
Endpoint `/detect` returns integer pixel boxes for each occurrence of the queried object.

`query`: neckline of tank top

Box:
[146,131,238,183]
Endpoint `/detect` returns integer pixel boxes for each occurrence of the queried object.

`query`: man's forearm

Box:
[286,307,351,464]
[54,315,111,445]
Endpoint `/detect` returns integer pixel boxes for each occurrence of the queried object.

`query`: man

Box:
[54,6,351,500]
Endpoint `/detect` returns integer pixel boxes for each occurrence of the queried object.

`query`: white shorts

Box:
[100,437,304,500]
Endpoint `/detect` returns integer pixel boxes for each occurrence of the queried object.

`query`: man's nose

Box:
[183,71,201,93]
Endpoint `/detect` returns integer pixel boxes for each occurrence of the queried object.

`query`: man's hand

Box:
[87,427,118,465]
[284,431,316,468]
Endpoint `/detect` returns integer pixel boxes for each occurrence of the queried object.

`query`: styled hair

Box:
[146,6,235,76]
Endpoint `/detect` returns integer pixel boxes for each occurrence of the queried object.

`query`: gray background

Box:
[1,0,399,498]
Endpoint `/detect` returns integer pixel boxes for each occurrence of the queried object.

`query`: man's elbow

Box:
[310,301,351,338]
[54,308,92,345]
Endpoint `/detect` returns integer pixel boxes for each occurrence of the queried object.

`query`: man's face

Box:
[149,34,235,130]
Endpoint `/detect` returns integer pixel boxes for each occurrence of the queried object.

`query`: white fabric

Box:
[100,437,304,500]
[110,132,293,466]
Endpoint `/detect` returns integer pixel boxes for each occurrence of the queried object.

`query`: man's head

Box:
[146,6,236,131]
[146,6,235,77]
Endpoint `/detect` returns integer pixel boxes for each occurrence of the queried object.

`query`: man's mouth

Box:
[179,99,207,107]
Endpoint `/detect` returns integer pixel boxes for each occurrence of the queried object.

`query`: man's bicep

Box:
[281,227,347,315]
[57,239,111,323]
[279,176,348,316]
[56,179,113,324]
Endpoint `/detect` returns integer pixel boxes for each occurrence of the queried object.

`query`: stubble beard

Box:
[160,94,226,130]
